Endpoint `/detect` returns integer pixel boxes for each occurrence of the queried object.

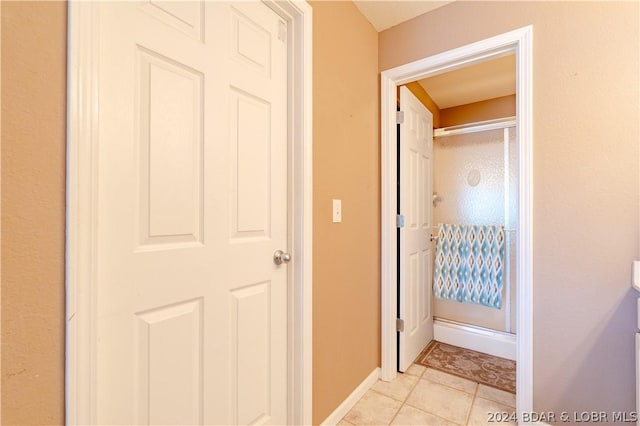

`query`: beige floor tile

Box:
[337,419,355,426]
[467,397,517,426]
[372,374,419,402]
[422,369,478,395]
[405,364,426,377]
[406,379,473,425]
[476,385,516,408]
[391,405,458,426]
[344,390,402,425]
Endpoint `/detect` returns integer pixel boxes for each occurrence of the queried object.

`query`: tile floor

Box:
[339,364,516,426]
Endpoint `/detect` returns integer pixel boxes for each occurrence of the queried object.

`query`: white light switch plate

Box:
[332,199,342,223]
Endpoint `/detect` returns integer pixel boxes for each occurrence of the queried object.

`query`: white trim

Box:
[274,2,314,424]
[380,67,398,384]
[503,127,512,334]
[433,319,516,360]
[635,333,639,424]
[0,2,2,407]
[65,2,313,425]
[434,116,516,137]
[516,26,534,421]
[320,368,380,426]
[65,3,99,424]
[380,25,534,422]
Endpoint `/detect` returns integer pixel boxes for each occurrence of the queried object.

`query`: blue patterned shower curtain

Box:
[433,224,506,309]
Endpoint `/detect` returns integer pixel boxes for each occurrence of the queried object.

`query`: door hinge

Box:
[396,111,404,124]
[396,318,405,332]
[396,214,405,228]
[278,20,287,42]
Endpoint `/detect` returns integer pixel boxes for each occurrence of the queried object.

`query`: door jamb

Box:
[65,2,313,424]
[380,26,533,419]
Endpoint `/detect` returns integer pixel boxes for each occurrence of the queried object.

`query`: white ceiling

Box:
[417,54,516,109]
[353,1,453,32]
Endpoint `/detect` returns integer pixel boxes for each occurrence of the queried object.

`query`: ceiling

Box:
[417,54,516,109]
[353,1,515,108]
[352,1,453,32]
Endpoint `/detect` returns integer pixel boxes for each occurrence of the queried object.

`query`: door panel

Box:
[138,47,204,247]
[230,89,272,239]
[230,281,272,425]
[399,86,434,372]
[97,2,288,424]
[136,298,203,425]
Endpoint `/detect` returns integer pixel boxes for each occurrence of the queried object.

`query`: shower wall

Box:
[432,127,517,334]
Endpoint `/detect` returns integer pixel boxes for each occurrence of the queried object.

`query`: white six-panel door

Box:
[96,2,288,424]
[398,86,434,372]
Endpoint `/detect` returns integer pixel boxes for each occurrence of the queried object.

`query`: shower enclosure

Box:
[431,119,517,358]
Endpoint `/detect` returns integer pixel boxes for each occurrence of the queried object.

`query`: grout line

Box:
[387,367,425,424]
[402,365,477,425]
[360,388,403,426]
[475,385,517,409]
[421,368,478,396]
[366,363,515,426]
[403,403,465,426]
[403,400,465,426]
[362,379,419,424]
[341,382,387,424]
[464,381,480,426]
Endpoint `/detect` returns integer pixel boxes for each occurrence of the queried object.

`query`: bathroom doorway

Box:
[380,26,533,420]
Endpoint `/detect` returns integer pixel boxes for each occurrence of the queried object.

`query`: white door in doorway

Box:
[96,2,288,424]
[398,86,434,371]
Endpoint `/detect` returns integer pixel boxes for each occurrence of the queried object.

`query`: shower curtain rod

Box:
[434,116,516,138]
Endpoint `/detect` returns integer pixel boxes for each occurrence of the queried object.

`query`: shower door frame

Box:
[380,25,533,419]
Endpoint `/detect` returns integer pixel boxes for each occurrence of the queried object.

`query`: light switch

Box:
[332,199,342,223]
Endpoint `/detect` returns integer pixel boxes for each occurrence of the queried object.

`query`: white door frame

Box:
[380,26,533,419]
[65,1,313,425]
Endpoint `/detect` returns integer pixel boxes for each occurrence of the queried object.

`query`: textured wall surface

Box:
[381,1,639,416]
[433,128,517,333]
[3,1,638,423]
[1,1,67,424]
[311,1,380,423]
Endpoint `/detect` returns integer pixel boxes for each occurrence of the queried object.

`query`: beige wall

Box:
[310,2,380,423]
[4,1,638,423]
[1,1,67,424]
[381,1,639,415]
[440,95,516,128]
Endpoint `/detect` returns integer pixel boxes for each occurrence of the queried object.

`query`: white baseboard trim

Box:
[434,319,516,360]
[320,367,380,426]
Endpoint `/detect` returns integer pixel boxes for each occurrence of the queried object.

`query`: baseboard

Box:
[320,367,380,426]
[434,319,516,360]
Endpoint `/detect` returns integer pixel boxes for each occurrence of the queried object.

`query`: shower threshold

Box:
[433,317,516,360]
